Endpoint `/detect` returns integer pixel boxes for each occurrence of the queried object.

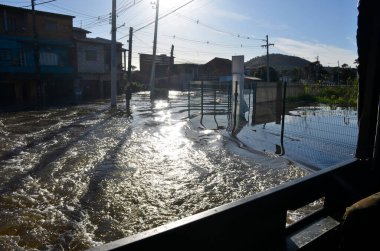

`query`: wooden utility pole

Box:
[337,60,340,85]
[315,56,319,83]
[261,35,274,83]
[168,44,174,88]
[149,0,159,97]
[111,0,117,107]
[170,44,174,64]
[127,27,133,82]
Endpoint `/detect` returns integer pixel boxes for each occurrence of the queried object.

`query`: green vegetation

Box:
[253,66,279,82]
[288,79,358,108]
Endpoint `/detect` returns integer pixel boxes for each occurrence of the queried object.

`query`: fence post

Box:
[276,81,283,124]
[201,80,204,116]
[214,88,218,128]
[279,77,287,155]
[200,81,204,128]
[233,81,239,133]
[251,82,257,125]
[188,81,191,118]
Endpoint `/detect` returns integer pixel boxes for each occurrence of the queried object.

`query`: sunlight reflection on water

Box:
[0,92,308,250]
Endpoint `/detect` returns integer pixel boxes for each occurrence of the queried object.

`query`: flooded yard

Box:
[0,91,356,250]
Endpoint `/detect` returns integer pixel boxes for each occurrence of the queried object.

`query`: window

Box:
[19,48,28,66]
[85,50,97,61]
[0,49,12,62]
[40,52,58,66]
[3,15,17,32]
[44,20,58,32]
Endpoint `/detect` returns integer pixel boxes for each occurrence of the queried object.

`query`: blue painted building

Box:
[0,4,75,106]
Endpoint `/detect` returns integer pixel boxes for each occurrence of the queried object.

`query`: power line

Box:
[48,2,100,18]
[21,0,56,8]
[132,0,195,34]
[116,0,143,16]
[163,34,262,48]
[175,13,265,41]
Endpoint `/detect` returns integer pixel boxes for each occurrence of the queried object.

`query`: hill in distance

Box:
[245,53,311,72]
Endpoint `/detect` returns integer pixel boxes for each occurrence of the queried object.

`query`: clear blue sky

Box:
[4,0,358,69]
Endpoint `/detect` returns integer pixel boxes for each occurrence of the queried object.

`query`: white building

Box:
[73,27,126,99]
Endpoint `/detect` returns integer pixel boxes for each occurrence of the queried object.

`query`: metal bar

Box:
[232,81,238,133]
[280,78,287,155]
[200,80,204,128]
[247,82,251,124]
[213,89,218,128]
[251,82,257,125]
[88,159,363,251]
[188,81,190,118]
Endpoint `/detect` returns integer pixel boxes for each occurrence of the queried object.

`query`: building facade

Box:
[0,4,75,106]
[73,28,126,100]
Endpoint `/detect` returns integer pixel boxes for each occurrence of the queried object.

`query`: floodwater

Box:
[0,91,309,250]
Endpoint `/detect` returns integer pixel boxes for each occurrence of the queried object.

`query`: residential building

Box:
[170,63,199,90]
[137,55,234,90]
[137,53,173,86]
[198,57,232,81]
[73,27,126,99]
[0,4,75,106]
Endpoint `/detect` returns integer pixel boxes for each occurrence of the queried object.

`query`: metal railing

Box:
[88,159,374,251]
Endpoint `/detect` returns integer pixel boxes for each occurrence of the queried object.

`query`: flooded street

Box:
[0,91,308,250]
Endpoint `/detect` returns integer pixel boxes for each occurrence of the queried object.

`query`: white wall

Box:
[77,42,105,73]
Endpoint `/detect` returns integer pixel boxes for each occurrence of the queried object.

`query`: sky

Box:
[3,0,359,69]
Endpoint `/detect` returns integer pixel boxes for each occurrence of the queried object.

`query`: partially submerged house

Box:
[73,27,126,100]
[0,4,127,107]
[0,4,75,106]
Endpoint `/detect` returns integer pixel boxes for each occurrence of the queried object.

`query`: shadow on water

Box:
[0,108,109,163]
[73,125,134,244]
[0,109,122,194]
[0,92,310,250]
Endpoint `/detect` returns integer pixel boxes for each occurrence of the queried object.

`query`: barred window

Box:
[85,50,97,61]
[40,52,58,66]
[0,49,11,62]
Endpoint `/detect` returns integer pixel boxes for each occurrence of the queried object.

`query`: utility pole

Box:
[31,0,42,105]
[168,44,174,88]
[149,0,159,98]
[170,44,174,64]
[127,27,133,82]
[337,60,340,85]
[110,0,117,107]
[261,35,274,83]
[315,56,319,83]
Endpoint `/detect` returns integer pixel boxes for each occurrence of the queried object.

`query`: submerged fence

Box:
[246,82,358,169]
[187,81,231,130]
[187,80,358,169]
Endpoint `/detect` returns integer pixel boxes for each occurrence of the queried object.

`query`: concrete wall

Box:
[255,82,305,103]
[252,82,305,125]
[255,82,278,103]
[77,42,105,73]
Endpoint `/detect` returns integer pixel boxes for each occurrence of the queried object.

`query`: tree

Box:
[340,63,357,85]
[253,66,279,82]
[303,61,328,83]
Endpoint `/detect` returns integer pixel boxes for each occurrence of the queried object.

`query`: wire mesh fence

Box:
[187,80,358,169]
[246,82,358,169]
[187,81,231,130]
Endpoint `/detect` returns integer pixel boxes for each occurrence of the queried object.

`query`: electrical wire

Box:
[175,13,265,41]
